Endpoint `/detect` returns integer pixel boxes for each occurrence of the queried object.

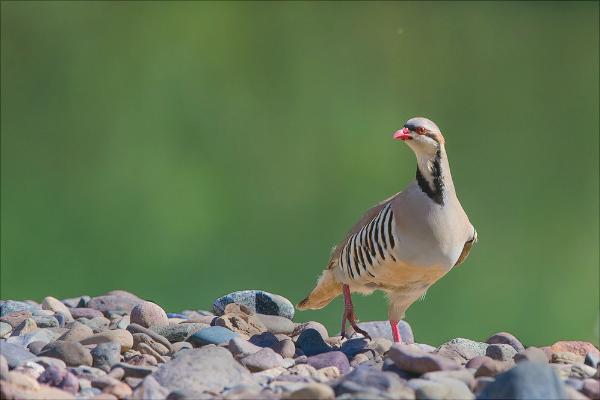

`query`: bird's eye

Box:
[416,127,426,134]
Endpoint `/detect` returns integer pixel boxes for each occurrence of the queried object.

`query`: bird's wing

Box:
[453,228,478,267]
[327,192,400,271]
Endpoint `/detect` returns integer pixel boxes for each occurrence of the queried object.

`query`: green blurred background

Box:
[1,1,598,347]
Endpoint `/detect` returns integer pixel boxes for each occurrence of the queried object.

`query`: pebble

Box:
[215,312,266,337]
[38,365,80,394]
[229,337,263,358]
[131,375,170,400]
[133,333,169,354]
[0,322,13,338]
[255,313,296,334]
[61,296,90,308]
[549,341,600,357]
[39,340,93,367]
[213,290,295,319]
[188,326,239,346]
[473,356,512,377]
[513,346,548,363]
[1,311,33,328]
[584,351,599,368]
[273,338,296,359]
[250,331,280,348]
[32,315,59,328]
[486,343,518,362]
[171,341,192,353]
[307,351,350,374]
[42,296,74,321]
[435,338,489,364]
[352,320,414,344]
[129,301,169,328]
[70,308,104,319]
[127,323,173,352]
[388,344,461,374]
[0,341,36,368]
[78,316,111,332]
[80,329,134,352]
[152,346,256,396]
[551,351,584,364]
[581,378,600,399]
[568,362,598,379]
[409,377,474,400]
[0,355,9,380]
[423,368,476,389]
[91,342,121,372]
[340,338,370,359]
[59,321,95,342]
[473,376,495,394]
[150,323,207,343]
[241,347,285,372]
[34,356,67,370]
[478,361,566,399]
[6,328,61,347]
[12,318,38,336]
[331,364,408,396]
[296,328,331,356]
[293,321,329,339]
[87,295,143,316]
[287,383,335,399]
[28,341,47,355]
[112,361,156,378]
[486,332,525,352]
[0,300,39,317]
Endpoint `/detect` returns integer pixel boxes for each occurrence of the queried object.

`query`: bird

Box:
[297,117,477,343]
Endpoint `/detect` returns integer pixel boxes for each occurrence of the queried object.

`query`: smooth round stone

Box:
[551,351,584,364]
[353,320,414,344]
[436,338,489,364]
[1,311,33,328]
[87,295,143,316]
[513,347,548,363]
[240,347,285,372]
[126,324,173,353]
[12,318,38,336]
[27,341,47,355]
[288,383,335,399]
[293,321,329,339]
[188,326,239,346]
[133,333,169,355]
[39,340,93,367]
[80,329,134,353]
[70,308,104,320]
[423,369,476,389]
[273,338,296,359]
[296,329,331,357]
[255,313,295,335]
[6,328,61,347]
[0,342,35,368]
[77,316,111,332]
[38,365,79,394]
[131,375,170,399]
[307,351,350,374]
[130,301,169,328]
[41,296,73,322]
[549,341,600,357]
[32,315,59,328]
[229,337,262,358]
[171,341,192,353]
[388,344,461,374]
[486,344,518,362]
[91,342,121,372]
[582,379,600,399]
[60,296,90,309]
[0,321,12,338]
[486,332,525,353]
[213,290,295,320]
[151,323,208,343]
[474,357,513,377]
[585,351,600,368]
[167,313,188,319]
[340,338,369,359]
[0,300,39,317]
[59,322,95,342]
[331,365,410,397]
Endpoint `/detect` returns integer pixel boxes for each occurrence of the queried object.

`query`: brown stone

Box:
[549,341,599,357]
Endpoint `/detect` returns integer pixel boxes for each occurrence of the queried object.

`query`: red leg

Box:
[340,285,371,340]
[390,320,402,343]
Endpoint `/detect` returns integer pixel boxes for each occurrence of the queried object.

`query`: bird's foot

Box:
[340,284,371,340]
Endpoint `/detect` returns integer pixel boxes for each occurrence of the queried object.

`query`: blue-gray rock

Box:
[331,364,406,396]
[436,338,488,364]
[187,326,239,346]
[249,332,280,348]
[167,313,189,319]
[486,332,525,353]
[584,351,599,368]
[6,328,61,347]
[0,341,35,368]
[151,323,207,343]
[353,321,414,344]
[32,315,59,328]
[112,362,156,378]
[478,361,566,400]
[54,313,66,327]
[213,290,294,320]
[152,346,256,396]
[91,342,121,372]
[0,300,39,317]
[307,351,350,374]
[341,338,370,359]
[38,365,79,394]
[296,328,331,357]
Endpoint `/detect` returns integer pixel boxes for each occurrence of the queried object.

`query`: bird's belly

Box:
[368,260,448,292]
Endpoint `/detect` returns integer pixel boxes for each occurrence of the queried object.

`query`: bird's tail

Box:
[297,269,342,310]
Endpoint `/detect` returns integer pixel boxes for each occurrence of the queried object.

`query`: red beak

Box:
[393,127,412,141]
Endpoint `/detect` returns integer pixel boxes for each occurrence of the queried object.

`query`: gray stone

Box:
[61,296,90,308]
[127,323,173,352]
[0,300,39,317]
[435,338,488,364]
[307,351,350,374]
[91,342,121,372]
[6,328,62,347]
[273,338,296,359]
[486,332,525,352]
[132,375,170,400]
[478,361,566,399]
[188,326,238,346]
[0,342,35,368]
[0,355,8,380]
[422,368,475,389]
[585,351,600,368]
[241,347,285,372]
[32,315,59,328]
[388,344,461,374]
[288,383,335,400]
[213,290,295,319]
[130,301,169,328]
[409,377,474,399]
[151,323,207,343]
[352,320,414,344]
[486,343,518,362]
[152,346,256,396]
[70,308,103,319]
[229,337,262,358]
[293,321,329,339]
[255,313,295,334]
[0,321,12,338]
[112,362,156,378]
[27,341,47,355]
[331,364,408,396]
[39,340,93,367]
[87,295,143,316]
[514,346,548,363]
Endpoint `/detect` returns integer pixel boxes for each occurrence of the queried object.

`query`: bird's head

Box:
[393,117,445,154]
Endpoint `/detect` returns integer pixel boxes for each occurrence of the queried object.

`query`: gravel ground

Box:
[1,289,598,400]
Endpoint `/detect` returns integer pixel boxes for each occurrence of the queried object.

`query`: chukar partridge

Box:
[297,117,477,343]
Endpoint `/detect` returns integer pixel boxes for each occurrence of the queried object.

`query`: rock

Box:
[6,328,61,347]
[581,379,600,399]
[473,376,495,395]
[59,321,94,342]
[124,353,158,367]
[241,347,285,371]
[152,346,256,396]
[568,363,598,379]
[127,323,173,352]
[331,364,409,396]
[12,318,38,336]
[133,333,169,354]
[0,355,8,380]
[215,313,266,337]
[69,365,107,380]
[351,320,414,344]
[32,315,59,328]
[486,332,525,352]
[273,338,296,359]
[551,351,584,364]
[41,296,73,322]
[388,344,461,374]
[150,323,207,343]
[287,383,335,400]
[70,308,104,319]
[296,329,331,356]
[61,296,90,308]
[486,343,518,362]
[80,329,134,352]
[514,346,549,363]
[549,341,600,357]
[33,356,67,370]
[369,337,393,355]
[76,316,110,332]
[254,314,294,335]
[474,356,513,377]
[112,362,156,378]
[38,365,79,394]
[0,300,39,317]
[1,311,33,328]
[39,340,93,367]
[249,331,280,348]
[565,386,591,400]
[306,351,350,374]
[293,321,329,340]
[0,321,12,338]
[132,375,170,400]
[423,368,475,389]
[7,370,40,390]
[213,290,295,319]
[171,341,192,353]
[28,341,47,355]
[585,351,599,368]
[130,301,169,328]
[188,326,239,346]
[435,338,488,364]
[229,337,263,358]
[91,342,121,372]
[87,295,143,316]
[0,342,35,368]
[340,338,369,359]
[408,377,473,400]
[478,361,566,399]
